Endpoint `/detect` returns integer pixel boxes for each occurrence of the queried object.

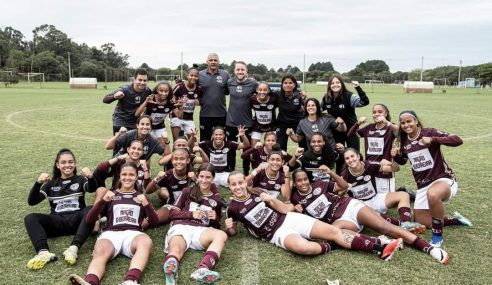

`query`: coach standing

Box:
[103,68,152,134]
[198,53,230,142]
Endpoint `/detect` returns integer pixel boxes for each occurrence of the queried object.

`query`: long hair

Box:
[324,74,347,103]
[52,148,77,180]
[190,163,216,202]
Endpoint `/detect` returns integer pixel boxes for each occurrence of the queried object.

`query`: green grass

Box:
[1,82,491,284]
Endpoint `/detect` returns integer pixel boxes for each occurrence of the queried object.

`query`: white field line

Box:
[5,109,107,142]
[240,237,259,285]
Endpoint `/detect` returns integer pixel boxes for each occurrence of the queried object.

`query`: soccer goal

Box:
[18,72,45,84]
[364,79,384,85]
[156,74,177,83]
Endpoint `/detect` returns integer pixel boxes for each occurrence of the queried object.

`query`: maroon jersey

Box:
[144,100,176,129]
[165,151,197,171]
[173,82,201,120]
[250,94,278,132]
[341,162,381,201]
[290,180,351,224]
[156,169,194,204]
[398,128,460,188]
[101,189,158,232]
[357,123,395,179]
[94,159,149,192]
[171,186,223,229]
[242,147,292,169]
[252,169,285,198]
[199,140,239,173]
[227,194,286,242]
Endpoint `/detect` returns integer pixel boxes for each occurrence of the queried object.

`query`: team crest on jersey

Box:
[222,148,229,153]
[240,208,247,214]
[253,104,260,108]
[209,200,217,207]
[254,197,262,202]
[260,182,267,187]
[274,184,281,190]
[293,98,299,105]
[164,108,170,113]
[338,104,345,109]
[267,104,274,110]
[62,180,71,184]
[317,156,322,161]
[123,194,134,199]
[144,146,149,153]
[135,96,141,104]
[70,183,79,191]
[236,86,243,92]
[313,187,322,196]
[326,104,332,109]
[216,76,223,83]
[364,175,371,182]
[244,199,252,205]
[311,124,319,132]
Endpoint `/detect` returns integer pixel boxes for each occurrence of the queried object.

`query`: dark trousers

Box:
[226,126,252,174]
[276,124,306,152]
[199,116,226,142]
[24,207,93,253]
[334,131,361,174]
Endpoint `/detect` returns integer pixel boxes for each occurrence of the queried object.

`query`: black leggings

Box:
[24,206,93,253]
[226,126,252,174]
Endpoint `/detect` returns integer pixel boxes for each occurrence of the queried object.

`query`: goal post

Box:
[18,72,45,84]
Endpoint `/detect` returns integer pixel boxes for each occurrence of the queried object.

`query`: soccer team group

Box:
[24,53,472,285]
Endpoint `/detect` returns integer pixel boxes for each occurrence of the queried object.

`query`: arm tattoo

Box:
[341,230,354,244]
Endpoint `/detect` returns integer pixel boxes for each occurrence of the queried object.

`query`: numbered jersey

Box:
[40,175,93,214]
[341,162,381,201]
[102,190,150,232]
[400,128,455,188]
[290,180,351,224]
[357,123,395,179]
[250,95,278,132]
[227,194,286,242]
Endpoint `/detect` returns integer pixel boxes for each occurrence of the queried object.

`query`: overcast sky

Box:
[3,0,491,72]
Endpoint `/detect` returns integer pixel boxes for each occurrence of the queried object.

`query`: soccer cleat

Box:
[27,251,57,270]
[379,238,403,261]
[430,247,449,264]
[69,274,90,285]
[430,235,444,248]
[400,221,427,234]
[453,211,473,226]
[190,268,222,284]
[163,257,179,285]
[63,245,78,265]
[377,235,404,251]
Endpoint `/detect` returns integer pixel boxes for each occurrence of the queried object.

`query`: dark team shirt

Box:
[250,94,278,133]
[114,130,164,161]
[341,161,381,201]
[199,140,239,173]
[172,82,201,120]
[275,90,305,127]
[227,194,286,242]
[320,86,369,128]
[156,169,194,204]
[198,69,230,117]
[103,84,152,127]
[171,186,223,229]
[290,180,351,224]
[357,123,396,179]
[93,159,149,191]
[242,147,292,169]
[92,189,158,232]
[28,175,96,214]
[144,100,176,130]
[252,169,286,198]
[397,128,459,188]
[295,149,338,181]
[226,78,258,128]
[296,115,338,150]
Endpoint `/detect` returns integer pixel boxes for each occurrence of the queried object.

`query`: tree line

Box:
[1,25,491,86]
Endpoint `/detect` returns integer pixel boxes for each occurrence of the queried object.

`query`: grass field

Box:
[1,82,491,285]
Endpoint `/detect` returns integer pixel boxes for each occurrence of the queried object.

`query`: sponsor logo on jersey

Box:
[209,200,217,207]
[62,180,71,184]
[52,186,61,192]
[364,175,371,182]
[222,148,229,153]
[306,193,313,199]
[244,199,252,205]
[268,180,275,185]
[338,104,345,109]
[70,183,79,191]
[356,176,364,181]
[253,104,260,108]
[240,208,247,214]
[313,187,322,196]
[178,180,187,184]
[123,194,134,199]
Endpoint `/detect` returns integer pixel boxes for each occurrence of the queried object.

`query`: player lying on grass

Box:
[225,172,403,262]
[291,169,449,264]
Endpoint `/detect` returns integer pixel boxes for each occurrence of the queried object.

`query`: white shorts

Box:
[375,177,395,193]
[270,212,316,250]
[338,199,366,232]
[414,178,458,210]
[170,117,196,134]
[214,172,230,188]
[251,131,264,141]
[164,224,208,253]
[363,193,389,214]
[151,128,168,139]
[98,230,146,259]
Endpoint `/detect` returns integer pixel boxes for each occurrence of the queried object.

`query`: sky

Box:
[2,0,491,72]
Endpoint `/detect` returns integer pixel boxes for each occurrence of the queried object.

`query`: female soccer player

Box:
[320,75,369,172]
[341,148,425,233]
[241,132,291,169]
[171,65,201,140]
[394,110,472,247]
[290,169,449,264]
[135,81,181,142]
[69,162,159,285]
[250,82,278,146]
[225,172,403,261]
[162,164,227,285]
[245,149,291,200]
[287,98,346,152]
[347,104,399,192]
[25,149,96,269]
